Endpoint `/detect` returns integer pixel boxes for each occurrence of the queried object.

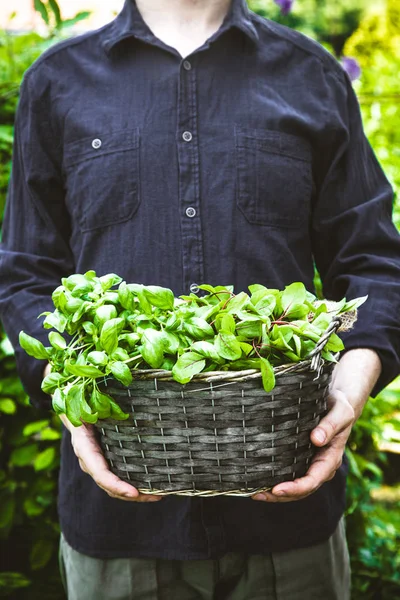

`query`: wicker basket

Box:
[95,318,342,496]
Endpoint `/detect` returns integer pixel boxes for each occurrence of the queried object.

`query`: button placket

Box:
[176,59,205,296]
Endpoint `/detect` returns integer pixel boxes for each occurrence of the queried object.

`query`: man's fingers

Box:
[72,426,162,502]
[311,389,354,447]
[272,444,343,497]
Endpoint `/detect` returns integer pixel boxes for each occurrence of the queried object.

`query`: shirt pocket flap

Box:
[235,126,312,164]
[63,129,140,170]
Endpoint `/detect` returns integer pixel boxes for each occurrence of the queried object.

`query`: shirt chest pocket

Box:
[235,126,313,228]
[63,129,140,233]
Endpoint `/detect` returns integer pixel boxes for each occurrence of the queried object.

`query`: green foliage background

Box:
[0,1,399,598]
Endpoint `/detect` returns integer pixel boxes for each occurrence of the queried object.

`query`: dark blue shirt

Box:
[1,0,400,559]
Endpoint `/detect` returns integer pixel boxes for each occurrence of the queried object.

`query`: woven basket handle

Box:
[306,316,342,372]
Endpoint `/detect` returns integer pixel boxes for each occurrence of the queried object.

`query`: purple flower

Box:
[274,0,294,16]
[341,57,361,82]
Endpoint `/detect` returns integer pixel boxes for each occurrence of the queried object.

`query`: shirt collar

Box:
[103,0,258,55]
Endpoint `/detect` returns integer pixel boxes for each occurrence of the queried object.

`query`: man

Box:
[1,0,400,598]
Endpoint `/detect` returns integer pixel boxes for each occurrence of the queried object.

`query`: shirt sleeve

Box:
[311,68,400,396]
[0,67,75,410]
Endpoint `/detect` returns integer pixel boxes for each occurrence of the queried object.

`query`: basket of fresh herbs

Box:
[19,272,364,496]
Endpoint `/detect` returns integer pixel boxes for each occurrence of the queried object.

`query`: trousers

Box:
[58,517,350,600]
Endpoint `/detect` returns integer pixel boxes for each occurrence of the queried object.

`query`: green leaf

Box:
[143,285,175,309]
[65,363,105,378]
[215,332,242,361]
[183,317,214,339]
[118,281,135,311]
[10,444,39,467]
[41,372,64,394]
[221,314,236,333]
[99,273,123,291]
[0,399,16,414]
[42,309,68,332]
[66,385,84,426]
[172,352,206,384]
[141,329,165,368]
[52,388,66,415]
[19,332,49,360]
[52,285,67,311]
[281,282,307,310]
[94,304,118,326]
[326,333,345,352]
[190,341,221,361]
[0,572,31,593]
[90,388,111,419]
[30,539,54,570]
[137,289,152,316]
[48,0,62,26]
[0,496,15,529]
[48,331,66,351]
[34,447,56,471]
[341,295,368,313]
[82,321,97,335]
[87,351,108,366]
[34,0,49,24]
[110,361,133,386]
[260,357,275,392]
[100,318,124,354]
[159,331,180,354]
[254,294,277,316]
[235,318,262,339]
[22,420,49,437]
[225,291,251,314]
[109,398,130,420]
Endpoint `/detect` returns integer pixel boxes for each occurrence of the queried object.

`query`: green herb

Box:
[19,271,367,426]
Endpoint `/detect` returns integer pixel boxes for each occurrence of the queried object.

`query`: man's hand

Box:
[43,364,162,503]
[252,348,382,503]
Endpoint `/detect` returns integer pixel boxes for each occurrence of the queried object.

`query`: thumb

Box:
[311,389,355,447]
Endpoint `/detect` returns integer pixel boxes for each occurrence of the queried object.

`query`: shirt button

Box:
[186,207,196,218]
[182,131,193,142]
[190,283,200,294]
[183,60,192,71]
[92,138,102,149]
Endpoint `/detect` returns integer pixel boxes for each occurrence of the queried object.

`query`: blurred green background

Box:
[0,1,399,598]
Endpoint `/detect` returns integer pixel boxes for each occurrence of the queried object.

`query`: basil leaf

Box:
[41,372,64,394]
[141,329,165,368]
[90,388,111,419]
[100,318,124,355]
[99,273,123,291]
[82,321,97,335]
[19,332,49,360]
[110,361,133,386]
[260,357,275,392]
[172,351,206,384]
[118,281,135,311]
[48,332,66,351]
[42,310,68,333]
[52,388,66,414]
[65,363,105,378]
[65,385,84,427]
[109,398,130,420]
[143,285,175,310]
[183,318,214,339]
[215,332,242,361]
[94,304,118,325]
[87,351,108,366]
